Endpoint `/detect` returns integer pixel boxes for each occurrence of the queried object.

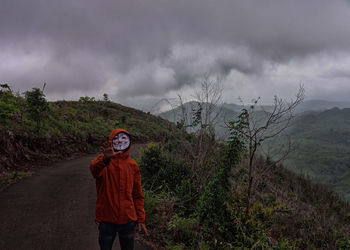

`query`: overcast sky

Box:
[1,0,350,111]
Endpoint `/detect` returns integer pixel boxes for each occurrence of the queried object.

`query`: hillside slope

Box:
[160,101,350,201]
[0,91,177,184]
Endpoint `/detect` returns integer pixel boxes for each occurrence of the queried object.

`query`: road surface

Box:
[0,147,150,250]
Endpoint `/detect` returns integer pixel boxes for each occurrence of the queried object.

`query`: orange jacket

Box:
[90,129,145,224]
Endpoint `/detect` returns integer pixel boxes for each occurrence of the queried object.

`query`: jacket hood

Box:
[109,128,131,158]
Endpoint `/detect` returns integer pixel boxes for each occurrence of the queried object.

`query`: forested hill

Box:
[281,108,350,200]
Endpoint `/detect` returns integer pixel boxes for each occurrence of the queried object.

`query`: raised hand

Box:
[100,141,122,160]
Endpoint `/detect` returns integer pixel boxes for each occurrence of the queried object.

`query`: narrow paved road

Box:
[0,146,149,250]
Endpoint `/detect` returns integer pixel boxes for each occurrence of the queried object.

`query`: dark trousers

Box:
[98,221,135,250]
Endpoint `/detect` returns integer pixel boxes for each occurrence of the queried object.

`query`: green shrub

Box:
[24,87,49,132]
[173,179,199,213]
[139,143,189,193]
[167,214,199,247]
[336,233,350,250]
[196,128,294,248]
[199,189,287,249]
[143,190,164,217]
[0,99,19,123]
[197,130,244,228]
[0,85,20,125]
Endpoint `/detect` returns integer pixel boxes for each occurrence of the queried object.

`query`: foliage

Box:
[191,102,202,128]
[196,126,283,248]
[167,214,199,246]
[139,117,293,248]
[2,91,173,143]
[143,190,163,217]
[336,234,350,250]
[139,106,350,249]
[139,143,189,194]
[227,88,304,215]
[201,198,282,249]
[0,84,178,188]
[162,92,350,206]
[0,84,20,124]
[139,114,291,248]
[24,87,49,132]
[0,99,19,123]
[196,127,245,226]
[79,96,95,103]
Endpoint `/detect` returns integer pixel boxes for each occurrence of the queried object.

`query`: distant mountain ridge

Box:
[296,100,350,112]
[280,108,350,200]
[222,99,350,113]
[160,99,350,115]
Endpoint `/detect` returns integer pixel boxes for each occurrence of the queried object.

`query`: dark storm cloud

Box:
[1,0,350,101]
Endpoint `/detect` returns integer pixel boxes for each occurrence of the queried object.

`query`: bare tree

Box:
[190,74,224,166]
[227,85,305,215]
[172,74,224,192]
[193,73,224,130]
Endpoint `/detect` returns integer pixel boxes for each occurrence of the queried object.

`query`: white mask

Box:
[112,132,130,151]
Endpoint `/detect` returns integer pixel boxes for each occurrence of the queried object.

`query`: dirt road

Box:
[0,146,150,250]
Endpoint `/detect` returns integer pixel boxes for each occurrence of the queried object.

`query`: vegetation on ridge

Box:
[0,84,176,183]
[161,98,350,203]
[139,124,350,249]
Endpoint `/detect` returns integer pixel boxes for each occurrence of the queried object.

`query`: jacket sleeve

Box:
[90,154,107,179]
[133,163,146,223]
